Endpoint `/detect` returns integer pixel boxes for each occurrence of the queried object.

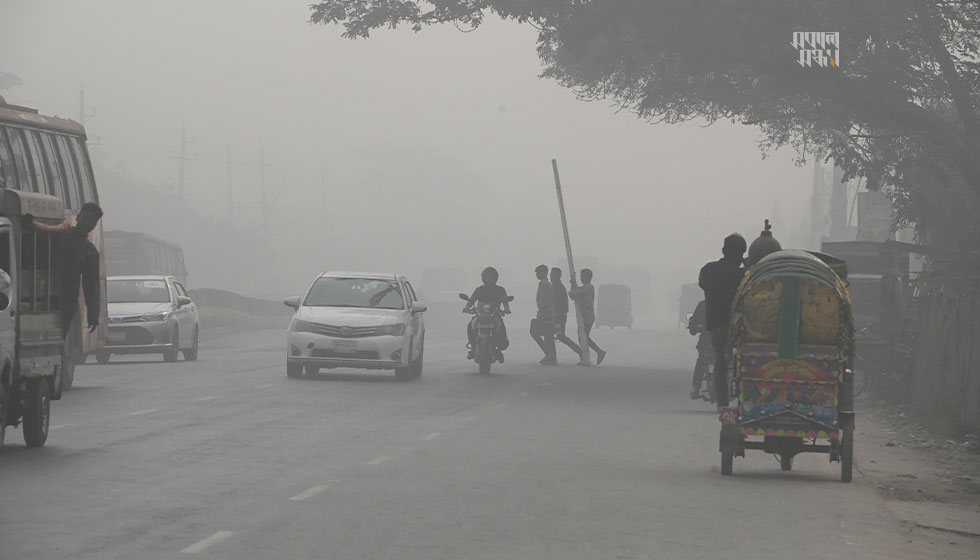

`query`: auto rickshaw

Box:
[596,283,632,329]
[0,190,70,448]
[718,250,856,482]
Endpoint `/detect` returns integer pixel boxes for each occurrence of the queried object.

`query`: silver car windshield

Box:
[304,278,405,310]
[108,279,171,304]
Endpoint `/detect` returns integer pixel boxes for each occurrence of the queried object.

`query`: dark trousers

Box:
[530,318,556,358]
[710,325,730,406]
[580,317,604,354]
[554,317,582,356]
[692,332,713,390]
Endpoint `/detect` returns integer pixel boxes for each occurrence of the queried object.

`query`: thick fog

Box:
[0,0,812,322]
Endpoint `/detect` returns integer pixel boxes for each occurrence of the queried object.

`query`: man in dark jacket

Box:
[698,233,747,407]
[27,203,103,337]
[568,268,606,365]
[530,264,557,365]
[550,267,582,358]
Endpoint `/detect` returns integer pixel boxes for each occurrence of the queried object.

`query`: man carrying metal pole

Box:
[551,159,594,366]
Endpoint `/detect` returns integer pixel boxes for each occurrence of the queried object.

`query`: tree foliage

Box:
[311,1,980,244]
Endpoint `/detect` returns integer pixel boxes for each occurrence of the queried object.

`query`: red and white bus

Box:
[0,95,107,388]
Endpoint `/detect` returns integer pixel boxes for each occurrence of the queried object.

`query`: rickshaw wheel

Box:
[23,379,50,448]
[721,452,733,476]
[840,415,854,483]
[779,454,794,471]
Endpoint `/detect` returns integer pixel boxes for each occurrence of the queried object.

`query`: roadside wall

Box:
[906,278,980,432]
[189,288,292,332]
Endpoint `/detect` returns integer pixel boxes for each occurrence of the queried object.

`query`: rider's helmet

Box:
[481,267,499,284]
[746,219,782,267]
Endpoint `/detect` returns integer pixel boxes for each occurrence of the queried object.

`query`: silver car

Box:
[284,272,427,380]
[99,275,199,363]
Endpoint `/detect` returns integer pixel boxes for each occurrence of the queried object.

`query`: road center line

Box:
[49,423,77,430]
[520,392,530,397]
[422,432,441,441]
[491,403,506,410]
[540,381,551,387]
[194,396,220,402]
[127,409,158,416]
[289,484,333,501]
[254,384,275,389]
[181,531,235,554]
[367,455,390,465]
[463,415,478,423]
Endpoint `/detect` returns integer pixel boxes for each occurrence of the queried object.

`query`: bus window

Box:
[5,127,36,193]
[39,133,71,209]
[25,130,52,196]
[56,135,83,209]
[0,127,16,190]
[69,137,97,203]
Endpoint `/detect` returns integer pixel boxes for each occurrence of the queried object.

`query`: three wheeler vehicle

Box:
[718,250,856,482]
[0,190,72,448]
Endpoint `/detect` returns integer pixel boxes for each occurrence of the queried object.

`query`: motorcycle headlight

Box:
[376,323,406,336]
[290,319,317,333]
[141,312,171,322]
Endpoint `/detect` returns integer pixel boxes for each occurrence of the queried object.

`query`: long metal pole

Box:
[552,159,592,365]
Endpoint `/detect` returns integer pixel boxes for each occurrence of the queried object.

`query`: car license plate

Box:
[334,340,358,354]
[109,332,126,343]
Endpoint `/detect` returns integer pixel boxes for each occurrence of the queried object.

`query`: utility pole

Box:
[552,159,592,366]
[78,87,96,128]
[225,143,248,223]
[169,125,196,205]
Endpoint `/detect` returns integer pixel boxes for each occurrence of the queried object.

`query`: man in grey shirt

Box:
[569,268,607,365]
[530,264,557,365]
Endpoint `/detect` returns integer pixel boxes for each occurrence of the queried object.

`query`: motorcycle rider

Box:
[463,267,511,362]
[687,300,713,400]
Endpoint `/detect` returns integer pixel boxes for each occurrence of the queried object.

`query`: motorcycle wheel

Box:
[477,337,491,375]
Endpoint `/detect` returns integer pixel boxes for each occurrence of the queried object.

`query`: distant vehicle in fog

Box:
[596,283,633,329]
[101,275,199,363]
[104,230,187,285]
[284,272,427,381]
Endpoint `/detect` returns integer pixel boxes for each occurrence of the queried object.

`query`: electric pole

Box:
[169,125,196,205]
[78,87,96,128]
[225,142,248,223]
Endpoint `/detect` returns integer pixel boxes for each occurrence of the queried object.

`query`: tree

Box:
[310,1,980,244]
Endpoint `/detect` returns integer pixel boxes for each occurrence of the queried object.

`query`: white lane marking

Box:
[463,415,478,423]
[181,531,235,554]
[127,409,158,416]
[491,403,506,411]
[289,483,334,502]
[520,392,530,397]
[254,384,275,389]
[367,455,390,465]
[50,423,77,430]
[540,381,551,387]
[194,396,220,402]
[422,432,442,441]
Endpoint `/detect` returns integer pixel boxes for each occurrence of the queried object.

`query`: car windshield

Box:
[107,279,171,304]
[304,277,405,310]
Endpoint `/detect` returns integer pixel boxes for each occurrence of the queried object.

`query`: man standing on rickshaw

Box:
[698,233,747,409]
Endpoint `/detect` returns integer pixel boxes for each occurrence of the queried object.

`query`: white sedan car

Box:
[284,272,427,381]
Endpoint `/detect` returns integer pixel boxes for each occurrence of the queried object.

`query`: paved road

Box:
[0,323,973,559]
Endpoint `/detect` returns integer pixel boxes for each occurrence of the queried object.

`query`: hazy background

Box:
[0,0,813,324]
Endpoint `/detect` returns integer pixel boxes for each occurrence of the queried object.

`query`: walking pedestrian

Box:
[530,264,557,365]
[568,268,606,365]
[551,267,582,359]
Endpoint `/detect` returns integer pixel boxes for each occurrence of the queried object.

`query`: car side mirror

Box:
[177,296,192,308]
[411,303,428,314]
[458,293,470,302]
[506,296,515,302]
[686,312,694,321]
[284,296,300,310]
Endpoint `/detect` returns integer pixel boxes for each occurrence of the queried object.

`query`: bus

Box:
[0,95,107,389]
[105,230,187,285]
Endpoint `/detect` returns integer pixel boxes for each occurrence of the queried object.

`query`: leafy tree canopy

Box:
[311,1,980,244]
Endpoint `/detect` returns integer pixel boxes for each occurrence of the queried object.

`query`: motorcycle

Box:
[459,293,513,374]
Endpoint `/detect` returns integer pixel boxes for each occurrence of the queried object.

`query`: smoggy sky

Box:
[1,0,816,310]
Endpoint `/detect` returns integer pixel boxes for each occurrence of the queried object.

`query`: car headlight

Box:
[376,323,405,336]
[141,312,171,322]
[290,319,317,333]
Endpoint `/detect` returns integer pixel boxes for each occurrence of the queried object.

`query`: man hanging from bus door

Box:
[25,203,104,337]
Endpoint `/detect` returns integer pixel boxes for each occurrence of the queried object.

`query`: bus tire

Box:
[23,379,50,448]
